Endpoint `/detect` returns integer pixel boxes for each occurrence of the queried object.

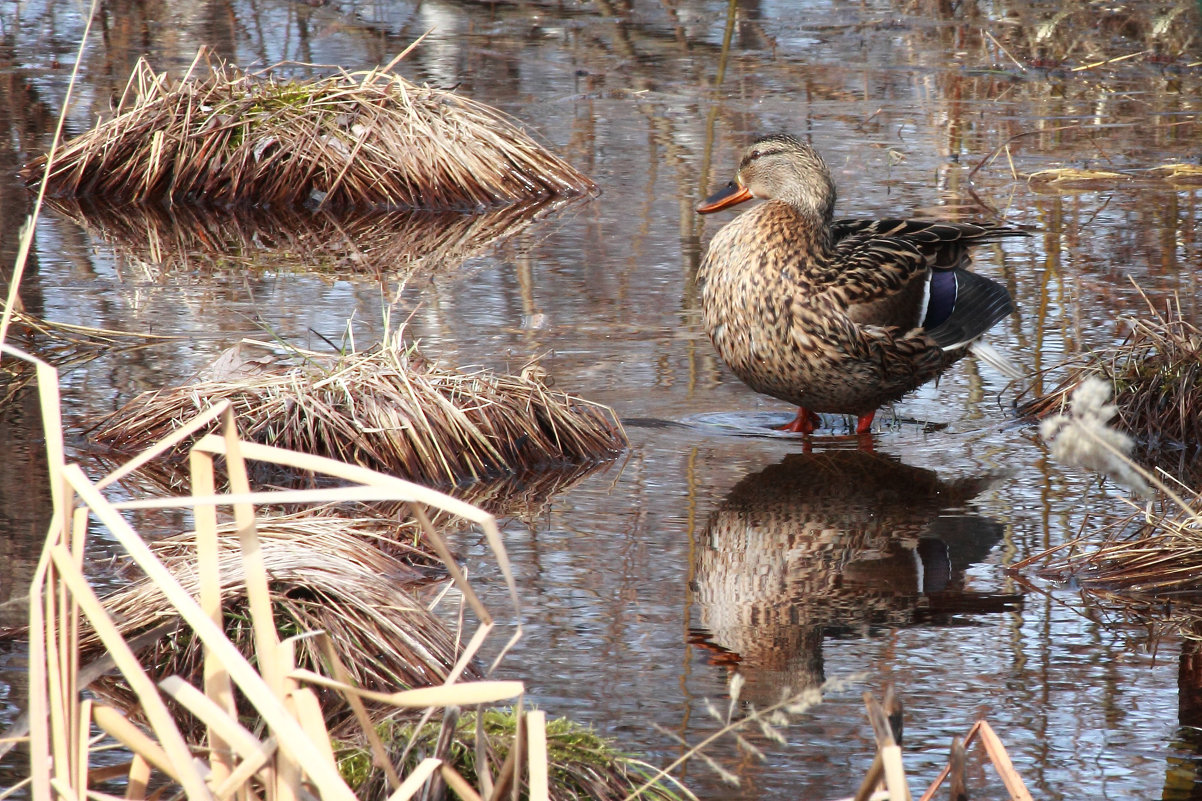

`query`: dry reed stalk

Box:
[43,194,576,278]
[23,53,596,210]
[91,339,627,486]
[1017,290,1202,456]
[916,719,1033,801]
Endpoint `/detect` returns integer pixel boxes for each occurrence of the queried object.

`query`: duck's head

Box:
[697,134,836,222]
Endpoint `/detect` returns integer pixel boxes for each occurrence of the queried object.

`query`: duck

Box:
[696,133,1026,435]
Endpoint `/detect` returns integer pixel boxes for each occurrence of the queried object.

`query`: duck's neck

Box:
[777,201,836,257]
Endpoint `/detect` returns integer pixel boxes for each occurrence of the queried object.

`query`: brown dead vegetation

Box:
[1017,292,1202,459]
[90,339,627,487]
[22,53,596,210]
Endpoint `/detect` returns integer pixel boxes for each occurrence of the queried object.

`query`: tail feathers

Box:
[925,268,1014,350]
[969,340,1025,381]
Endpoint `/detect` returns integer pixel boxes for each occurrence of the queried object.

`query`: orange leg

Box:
[855,410,876,435]
[778,407,821,434]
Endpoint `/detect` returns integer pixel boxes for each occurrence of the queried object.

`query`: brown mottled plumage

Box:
[697,134,1026,434]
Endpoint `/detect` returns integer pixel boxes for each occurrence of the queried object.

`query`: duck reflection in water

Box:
[690,449,1020,706]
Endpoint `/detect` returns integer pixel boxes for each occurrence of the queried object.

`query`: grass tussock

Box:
[22,52,595,210]
[1017,292,1202,458]
[45,195,574,278]
[340,709,687,801]
[1017,488,1202,642]
[90,339,627,486]
[77,513,475,734]
[1026,375,1202,639]
[1031,500,1202,600]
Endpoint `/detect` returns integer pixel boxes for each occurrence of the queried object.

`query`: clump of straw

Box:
[23,52,595,210]
[1023,375,1202,637]
[1018,291,1202,459]
[90,339,627,486]
[78,513,475,735]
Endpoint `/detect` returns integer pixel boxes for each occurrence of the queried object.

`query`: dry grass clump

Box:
[1030,500,1202,599]
[22,52,595,210]
[1016,489,1202,643]
[76,513,475,736]
[1017,293,1202,458]
[91,339,627,486]
[44,194,572,278]
[1024,374,1202,640]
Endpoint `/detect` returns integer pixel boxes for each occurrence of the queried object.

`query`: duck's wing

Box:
[923,268,1014,350]
[818,235,932,330]
[832,218,1029,245]
[834,218,1027,268]
[822,218,1022,330]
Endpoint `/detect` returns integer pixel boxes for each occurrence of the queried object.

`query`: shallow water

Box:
[2,1,1202,798]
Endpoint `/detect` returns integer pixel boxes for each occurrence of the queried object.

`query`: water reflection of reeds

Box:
[691,450,1020,705]
[45,195,581,279]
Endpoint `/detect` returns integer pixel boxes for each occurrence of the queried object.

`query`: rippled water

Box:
[2,1,1201,798]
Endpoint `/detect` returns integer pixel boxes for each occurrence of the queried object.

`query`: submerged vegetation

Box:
[22,53,596,210]
[339,709,686,801]
[91,338,627,486]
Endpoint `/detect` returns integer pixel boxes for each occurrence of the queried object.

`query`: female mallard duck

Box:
[696,133,1025,435]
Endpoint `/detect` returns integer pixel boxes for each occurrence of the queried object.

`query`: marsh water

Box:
[2,1,1202,798]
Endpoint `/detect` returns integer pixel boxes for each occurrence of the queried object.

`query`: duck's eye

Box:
[748,149,762,161]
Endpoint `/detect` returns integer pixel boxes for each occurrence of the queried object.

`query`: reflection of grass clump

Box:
[339,709,687,801]
[22,52,595,210]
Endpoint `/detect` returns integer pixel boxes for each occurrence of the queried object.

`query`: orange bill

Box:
[696,181,753,213]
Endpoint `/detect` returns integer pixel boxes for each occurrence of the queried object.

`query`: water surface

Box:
[2,1,1201,798]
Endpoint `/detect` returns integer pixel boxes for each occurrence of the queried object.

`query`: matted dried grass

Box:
[76,514,475,734]
[1032,501,1202,596]
[90,339,627,486]
[44,194,575,278]
[22,52,595,210]
[1017,292,1202,457]
[1022,371,1202,642]
[1018,496,1202,641]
